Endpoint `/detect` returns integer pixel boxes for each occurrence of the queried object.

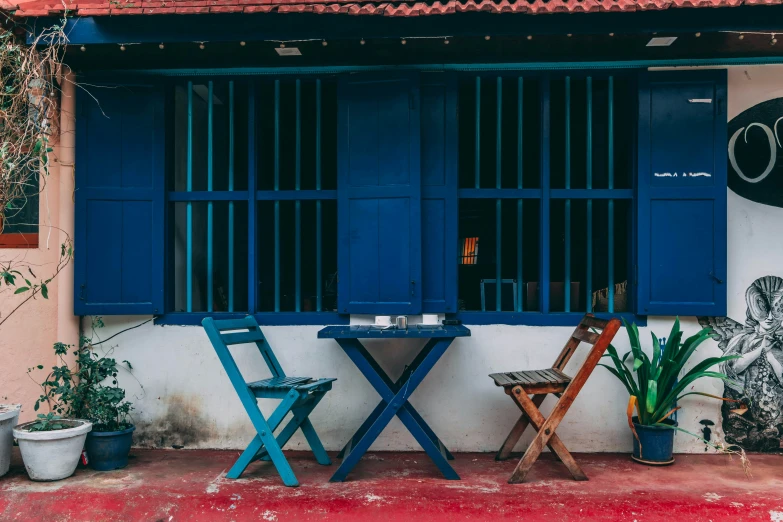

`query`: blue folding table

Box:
[318,324,471,482]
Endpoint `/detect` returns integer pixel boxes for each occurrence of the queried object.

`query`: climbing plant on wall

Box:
[0,18,72,328]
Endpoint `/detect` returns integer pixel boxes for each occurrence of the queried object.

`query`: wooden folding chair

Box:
[202,316,336,487]
[489,314,621,483]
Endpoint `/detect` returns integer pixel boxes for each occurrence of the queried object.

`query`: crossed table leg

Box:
[331,337,460,482]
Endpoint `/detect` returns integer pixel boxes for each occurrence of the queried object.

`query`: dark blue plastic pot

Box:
[632,417,676,465]
[85,425,135,471]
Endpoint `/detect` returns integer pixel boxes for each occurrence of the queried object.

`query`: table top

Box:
[318,324,471,339]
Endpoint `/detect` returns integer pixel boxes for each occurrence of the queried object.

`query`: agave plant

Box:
[600,317,739,427]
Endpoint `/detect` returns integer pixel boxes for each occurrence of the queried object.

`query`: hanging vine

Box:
[0,18,72,327]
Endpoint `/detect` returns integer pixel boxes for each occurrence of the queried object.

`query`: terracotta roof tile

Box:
[8,0,782,16]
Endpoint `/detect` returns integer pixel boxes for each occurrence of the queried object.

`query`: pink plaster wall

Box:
[0,75,77,424]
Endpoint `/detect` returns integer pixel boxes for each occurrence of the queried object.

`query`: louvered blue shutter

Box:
[337,74,422,315]
[421,74,458,314]
[637,70,727,316]
[74,83,165,315]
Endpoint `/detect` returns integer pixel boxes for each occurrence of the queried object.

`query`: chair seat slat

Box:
[248,376,313,390]
[544,369,570,384]
[490,372,513,387]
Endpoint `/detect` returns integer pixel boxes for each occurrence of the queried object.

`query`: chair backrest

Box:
[202,316,286,381]
[551,314,621,371]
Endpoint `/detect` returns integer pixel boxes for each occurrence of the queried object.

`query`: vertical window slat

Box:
[475,76,481,189]
[516,77,523,312]
[186,81,193,313]
[228,81,235,312]
[608,76,615,313]
[295,79,301,313]
[207,80,214,312]
[274,80,281,313]
[496,77,502,312]
[586,76,593,313]
[564,76,571,313]
[247,81,257,314]
[316,79,322,313]
[540,76,551,314]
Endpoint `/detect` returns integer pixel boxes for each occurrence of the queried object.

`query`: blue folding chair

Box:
[202,316,336,487]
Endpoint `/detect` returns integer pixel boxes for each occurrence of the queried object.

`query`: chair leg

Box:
[509,387,587,483]
[496,393,547,461]
[243,398,300,487]
[226,435,264,479]
[256,393,331,466]
[300,418,331,466]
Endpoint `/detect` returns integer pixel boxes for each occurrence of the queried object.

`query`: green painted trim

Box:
[85,55,783,78]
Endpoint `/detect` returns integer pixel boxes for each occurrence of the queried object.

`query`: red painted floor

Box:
[1,448,782,521]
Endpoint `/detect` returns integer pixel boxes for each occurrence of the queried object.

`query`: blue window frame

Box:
[160,77,344,326]
[74,68,725,326]
[453,72,639,326]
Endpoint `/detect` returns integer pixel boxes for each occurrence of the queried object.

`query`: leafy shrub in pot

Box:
[601,318,749,471]
[29,317,136,472]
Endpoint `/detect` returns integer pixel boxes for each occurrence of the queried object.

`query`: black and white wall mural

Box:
[699,276,783,452]
[728,97,783,208]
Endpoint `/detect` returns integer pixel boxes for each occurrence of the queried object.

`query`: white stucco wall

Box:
[83,65,782,454]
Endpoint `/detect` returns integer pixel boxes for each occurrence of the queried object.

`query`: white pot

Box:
[13,419,92,481]
[0,405,21,477]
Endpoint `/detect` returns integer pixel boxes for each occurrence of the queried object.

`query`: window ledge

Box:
[155,311,643,327]
[0,233,38,249]
[155,312,350,326]
[452,312,645,327]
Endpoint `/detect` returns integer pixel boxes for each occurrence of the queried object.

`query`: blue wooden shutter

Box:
[74,83,165,315]
[637,70,727,316]
[337,74,422,315]
[421,74,458,313]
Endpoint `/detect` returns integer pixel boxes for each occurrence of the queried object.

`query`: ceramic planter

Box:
[86,425,135,471]
[0,405,21,477]
[631,416,677,465]
[13,419,92,481]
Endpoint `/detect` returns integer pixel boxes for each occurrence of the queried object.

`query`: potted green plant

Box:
[600,318,740,465]
[13,413,92,481]
[29,320,135,472]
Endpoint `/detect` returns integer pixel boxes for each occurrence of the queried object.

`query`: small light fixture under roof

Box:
[276,47,302,56]
[646,36,678,47]
[360,38,366,45]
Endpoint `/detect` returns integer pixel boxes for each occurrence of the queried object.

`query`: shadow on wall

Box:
[134,393,215,449]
